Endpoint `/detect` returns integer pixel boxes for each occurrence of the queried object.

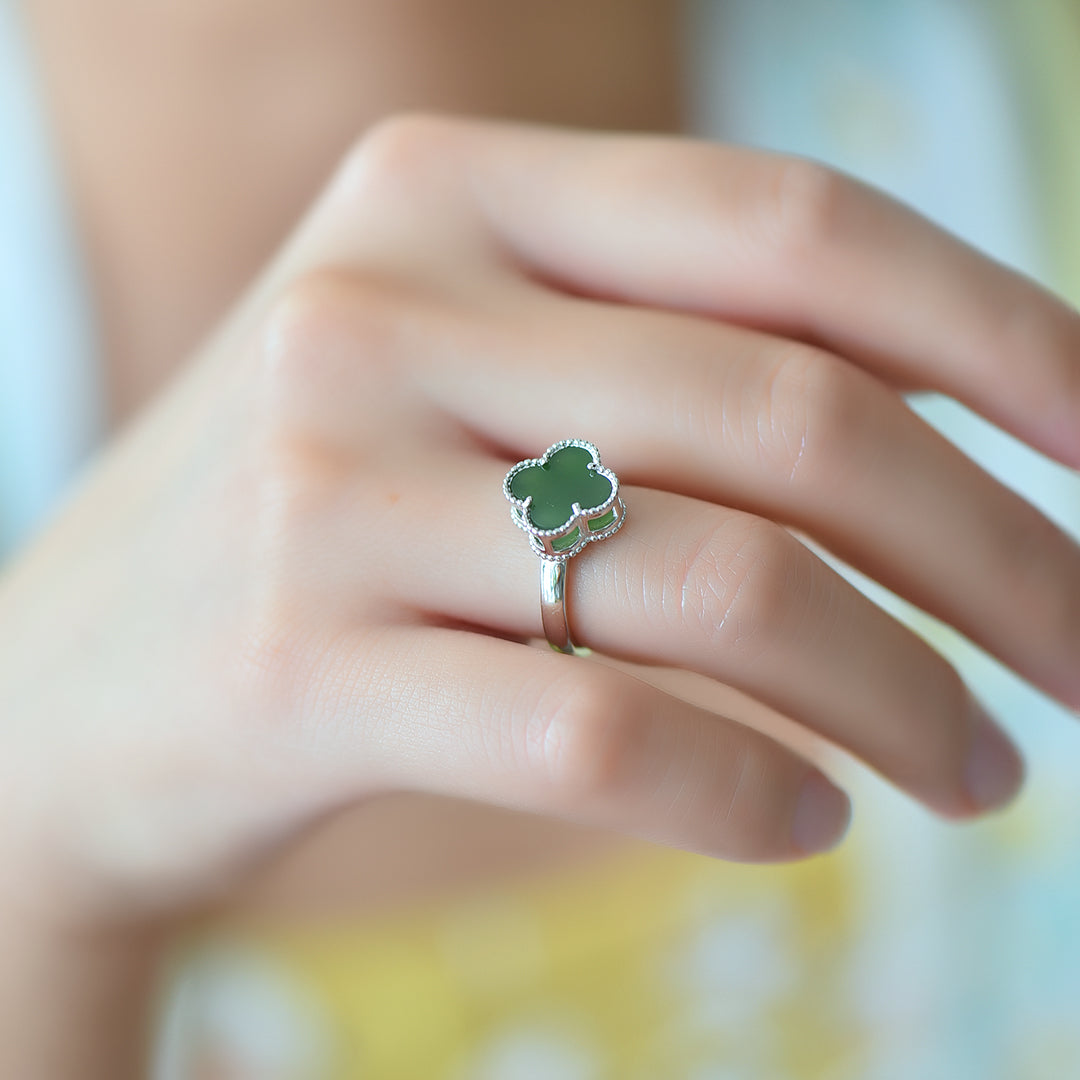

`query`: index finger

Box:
[446,119,1080,468]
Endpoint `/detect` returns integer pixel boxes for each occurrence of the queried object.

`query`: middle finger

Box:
[411,292,1080,713]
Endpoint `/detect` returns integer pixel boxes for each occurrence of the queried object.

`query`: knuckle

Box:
[758,344,868,487]
[525,672,642,803]
[259,270,399,397]
[675,516,803,656]
[760,157,853,264]
[751,344,817,482]
[254,268,407,442]
[243,271,418,627]
[337,111,466,201]
[258,272,353,400]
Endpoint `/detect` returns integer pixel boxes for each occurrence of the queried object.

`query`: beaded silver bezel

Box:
[503,438,626,561]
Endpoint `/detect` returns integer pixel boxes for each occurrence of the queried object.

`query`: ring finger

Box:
[347,451,1024,819]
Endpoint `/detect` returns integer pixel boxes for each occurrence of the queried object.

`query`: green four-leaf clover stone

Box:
[504,439,625,559]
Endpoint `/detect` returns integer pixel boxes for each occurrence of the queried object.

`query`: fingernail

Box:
[792,771,851,855]
[964,704,1025,812]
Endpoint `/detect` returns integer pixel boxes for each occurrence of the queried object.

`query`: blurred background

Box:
[4,1,1080,1077]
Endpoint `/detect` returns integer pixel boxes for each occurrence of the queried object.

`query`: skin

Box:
[26,0,689,960]
[8,3,1080,1078]
[13,3,686,1073]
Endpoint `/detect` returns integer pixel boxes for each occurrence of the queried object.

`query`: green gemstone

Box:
[551,527,581,552]
[509,446,613,531]
[588,508,617,532]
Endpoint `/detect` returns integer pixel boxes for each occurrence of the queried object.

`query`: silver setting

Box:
[504,438,626,655]
[503,438,626,562]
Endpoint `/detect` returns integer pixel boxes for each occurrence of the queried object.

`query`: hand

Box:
[2,115,1078,932]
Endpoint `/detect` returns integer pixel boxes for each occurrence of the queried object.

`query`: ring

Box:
[503,438,626,655]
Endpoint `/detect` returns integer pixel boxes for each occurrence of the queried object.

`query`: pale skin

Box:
[7,3,1080,1077]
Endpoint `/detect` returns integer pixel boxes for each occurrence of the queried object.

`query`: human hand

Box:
[3,115,1078,931]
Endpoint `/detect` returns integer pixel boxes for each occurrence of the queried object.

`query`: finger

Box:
[410,293,1080,712]
[340,454,1023,819]
[431,119,1080,467]
[290,624,852,862]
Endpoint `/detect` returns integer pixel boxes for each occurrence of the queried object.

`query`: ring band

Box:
[540,559,577,654]
[504,438,626,655]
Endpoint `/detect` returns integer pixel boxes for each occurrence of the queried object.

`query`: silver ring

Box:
[504,438,626,655]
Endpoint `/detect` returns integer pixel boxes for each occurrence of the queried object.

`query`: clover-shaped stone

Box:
[504,439,624,559]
